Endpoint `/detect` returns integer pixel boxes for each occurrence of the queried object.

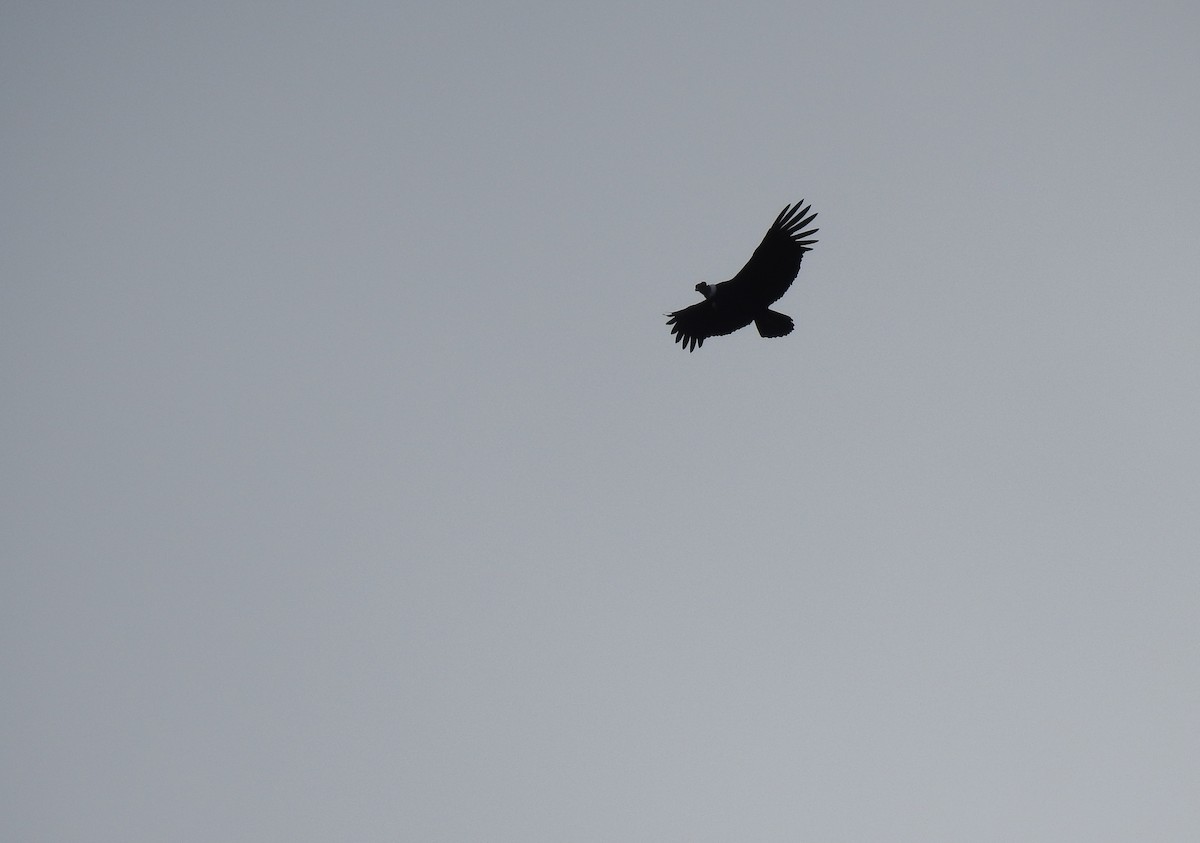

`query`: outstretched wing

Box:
[728,202,818,305]
[665,300,753,352]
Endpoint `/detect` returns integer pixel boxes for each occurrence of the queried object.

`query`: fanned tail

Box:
[754,309,793,338]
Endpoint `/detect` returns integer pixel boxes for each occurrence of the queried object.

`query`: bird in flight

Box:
[666,201,818,351]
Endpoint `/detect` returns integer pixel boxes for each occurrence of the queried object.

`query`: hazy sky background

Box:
[4,1,1199,840]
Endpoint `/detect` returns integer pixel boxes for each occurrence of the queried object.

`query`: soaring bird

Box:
[666,201,818,351]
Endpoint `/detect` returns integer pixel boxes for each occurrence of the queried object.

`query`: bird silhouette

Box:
[666,202,818,351]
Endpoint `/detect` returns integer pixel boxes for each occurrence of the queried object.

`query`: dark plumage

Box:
[666,201,818,351]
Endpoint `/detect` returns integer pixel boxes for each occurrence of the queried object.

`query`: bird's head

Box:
[695,281,714,299]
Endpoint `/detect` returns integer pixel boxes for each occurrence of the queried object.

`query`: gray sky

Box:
[4,1,1199,840]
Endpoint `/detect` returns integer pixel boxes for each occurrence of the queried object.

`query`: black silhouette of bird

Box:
[666,201,818,351]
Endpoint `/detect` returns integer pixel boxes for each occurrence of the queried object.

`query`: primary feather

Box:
[666,201,818,351]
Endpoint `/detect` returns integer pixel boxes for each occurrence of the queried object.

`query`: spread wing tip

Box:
[666,317,702,351]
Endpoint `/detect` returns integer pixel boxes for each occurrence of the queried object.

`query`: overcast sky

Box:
[4,1,1200,840]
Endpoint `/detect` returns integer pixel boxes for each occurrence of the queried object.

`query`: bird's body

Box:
[666,201,818,351]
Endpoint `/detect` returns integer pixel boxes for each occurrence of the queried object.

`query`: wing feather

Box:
[665,300,753,353]
[727,201,819,305]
